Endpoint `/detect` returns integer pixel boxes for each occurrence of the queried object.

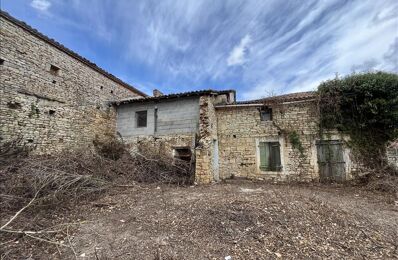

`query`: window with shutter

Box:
[259,142,282,171]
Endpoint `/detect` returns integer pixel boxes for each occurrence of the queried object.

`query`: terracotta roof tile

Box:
[236,91,316,104]
[114,89,235,105]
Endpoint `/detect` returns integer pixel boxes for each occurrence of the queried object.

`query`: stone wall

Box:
[195,95,219,184]
[216,101,320,181]
[0,15,143,153]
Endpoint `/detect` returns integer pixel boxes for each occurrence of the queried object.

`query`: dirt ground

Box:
[2,180,398,259]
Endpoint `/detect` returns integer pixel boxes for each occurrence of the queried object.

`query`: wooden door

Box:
[316,140,346,182]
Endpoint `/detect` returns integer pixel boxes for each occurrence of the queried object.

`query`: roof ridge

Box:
[0,10,147,97]
[236,91,316,104]
[114,89,235,105]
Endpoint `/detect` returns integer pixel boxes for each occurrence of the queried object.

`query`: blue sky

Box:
[2,0,397,100]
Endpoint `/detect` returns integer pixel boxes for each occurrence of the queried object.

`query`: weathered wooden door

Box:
[316,140,346,182]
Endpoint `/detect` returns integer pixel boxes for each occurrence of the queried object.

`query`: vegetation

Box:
[317,72,398,168]
[288,130,305,157]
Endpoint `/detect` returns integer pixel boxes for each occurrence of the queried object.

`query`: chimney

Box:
[153,89,164,97]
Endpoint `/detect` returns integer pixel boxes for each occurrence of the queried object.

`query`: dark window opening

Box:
[50,64,60,75]
[173,147,192,162]
[100,86,103,90]
[7,102,21,109]
[48,109,56,115]
[154,108,158,132]
[233,134,236,138]
[52,80,57,84]
[260,107,272,121]
[136,110,147,128]
[27,139,34,143]
[0,58,4,65]
[110,90,114,94]
[259,142,282,171]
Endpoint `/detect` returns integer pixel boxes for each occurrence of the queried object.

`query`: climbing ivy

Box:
[317,72,398,167]
[288,130,305,157]
[28,103,40,118]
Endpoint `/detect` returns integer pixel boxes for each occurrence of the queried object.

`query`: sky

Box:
[2,0,397,100]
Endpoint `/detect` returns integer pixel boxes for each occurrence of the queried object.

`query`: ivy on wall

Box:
[317,72,398,167]
[288,130,305,157]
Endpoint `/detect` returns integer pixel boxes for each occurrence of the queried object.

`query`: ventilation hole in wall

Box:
[52,80,57,84]
[173,147,192,162]
[7,102,22,109]
[110,90,114,94]
[48,109,56,115]
[27,139,34,143]
[50,64,60,75]
[0,58,4,65]
[233,134,236,138]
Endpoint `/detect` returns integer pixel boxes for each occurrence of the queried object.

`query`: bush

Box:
[318,72,398,168]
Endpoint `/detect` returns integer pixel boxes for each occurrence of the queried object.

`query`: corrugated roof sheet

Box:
[0,11,147,97]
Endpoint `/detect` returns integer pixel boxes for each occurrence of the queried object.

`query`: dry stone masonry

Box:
[1,11,364,184]
[0,12,144,153]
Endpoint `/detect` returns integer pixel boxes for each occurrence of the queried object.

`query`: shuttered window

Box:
[259,142,282,171]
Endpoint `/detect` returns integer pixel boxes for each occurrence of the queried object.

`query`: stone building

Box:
[1,11,359,183]
[0,11,145,153]
[116,91,358,183]
[114,89,235,184]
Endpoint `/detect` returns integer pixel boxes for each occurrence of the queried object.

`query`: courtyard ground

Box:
[2,180,398,259]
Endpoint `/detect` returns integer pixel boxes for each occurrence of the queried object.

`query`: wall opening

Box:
[173,147,192,162]
[50,64,60,75]
[136,110,147,128]
[154,108,158,133]
[7,102,22,109]
[260,107,272,121]
[0,58,4,65]
[258,141,282,171]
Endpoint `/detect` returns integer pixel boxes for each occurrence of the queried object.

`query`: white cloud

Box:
[227,34,252,66]
[42,0,398,99]
[30,0,51,12]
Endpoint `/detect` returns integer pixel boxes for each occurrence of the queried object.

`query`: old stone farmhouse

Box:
[1,11,361,184]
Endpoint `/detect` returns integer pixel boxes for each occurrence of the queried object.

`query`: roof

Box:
[236,91,316,105]
[0,11,147,97]
[114,89,235,105]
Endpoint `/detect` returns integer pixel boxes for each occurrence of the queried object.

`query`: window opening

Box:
[259,142,282,171]
[260,107,272,121]
[173,147,192,162]
[136,110,147,128]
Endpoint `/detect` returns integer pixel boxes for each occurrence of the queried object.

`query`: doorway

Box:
[316,140,346,182]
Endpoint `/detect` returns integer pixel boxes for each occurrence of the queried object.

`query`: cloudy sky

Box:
[2,0,397,100]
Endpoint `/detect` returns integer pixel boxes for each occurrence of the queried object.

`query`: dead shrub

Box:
[93,135,126,160]
[0,137,31,166]
[0,137,193,214]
